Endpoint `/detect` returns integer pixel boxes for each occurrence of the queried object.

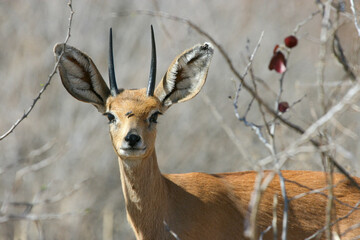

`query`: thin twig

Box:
[32,178,90,205]
[325,157,335,239]
[13,153,62,193]
[263,132,289,240]
[332,33,356,81]
[245,170,265,239]
[234,31,269,146]
[249,39,290,240]
[246,40,273,142]
[284,83,360,190]
[349,0,360,36]
[293,10,321,35]
[0,153,61,216]
[305,198,360,240]
[201,94,251,166]
[340,223,360,238]
[245,170,280,239]
[259,226,272,240]
[163,220,181,240]
[265,83,360,190]
[317,0,333,113]
[278,170,288,240]
[272,194,278,240]
[0,211,85,224]
[0,179,89,222]
[0,0,74,141]
[292,83,360,150]
[241,31,264,79]
[247,43,290,239]
[234,85,267,145]
[287,178,359,210]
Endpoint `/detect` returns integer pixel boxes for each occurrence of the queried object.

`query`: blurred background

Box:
[0,0,360,239]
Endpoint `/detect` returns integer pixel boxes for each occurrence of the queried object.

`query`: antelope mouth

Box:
[119,147,147,157]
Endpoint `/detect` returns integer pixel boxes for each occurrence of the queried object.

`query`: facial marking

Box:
[125,111,135,118]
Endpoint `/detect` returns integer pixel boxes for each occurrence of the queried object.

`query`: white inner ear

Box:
[160,43,213,108]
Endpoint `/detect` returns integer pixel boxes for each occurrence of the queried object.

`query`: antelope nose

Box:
[125,133,141,147]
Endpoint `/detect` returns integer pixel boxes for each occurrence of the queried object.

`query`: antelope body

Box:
[54,28,360,239]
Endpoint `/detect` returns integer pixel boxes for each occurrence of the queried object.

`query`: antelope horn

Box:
[146,25,157,96]
[108,28,119,96]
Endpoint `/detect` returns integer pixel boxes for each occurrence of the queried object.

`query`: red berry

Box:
[278,102,289,112]
[268,51,287,74]
[284,35,298,48]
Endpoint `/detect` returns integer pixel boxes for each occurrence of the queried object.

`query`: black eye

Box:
[149,111,161,124]
[104,112,116,124]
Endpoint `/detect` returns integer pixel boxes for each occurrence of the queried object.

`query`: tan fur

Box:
[54,42,360,240]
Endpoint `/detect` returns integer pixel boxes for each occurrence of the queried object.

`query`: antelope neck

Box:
[118,150,168,233]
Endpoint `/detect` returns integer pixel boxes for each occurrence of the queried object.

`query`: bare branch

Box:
[293,10,321,35]
[292,83,360,148]
[272,194,278,240]
[259,226,272,240]
[325,160,335,239]
[305,198,360,240]
[0,211,85,224]
[0,0,74,141]
[32,178,90,205]
[280,83,360,190]
[340,223,360,238]
[233,85,268,146]
[331,118,358,140]
[201,94,251,165]
[287,178,360,210]
[350,0,360,36]
[244,170,265,239]
[14,154,62,192]
[163,220,181,240]
[278,171,289,240]
[241,31,264,79]
[332,33,356,81]
[0,152,63,216]
[28,141,55,159]
[317,0,333,113]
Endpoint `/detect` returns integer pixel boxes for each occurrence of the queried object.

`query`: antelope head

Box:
[54,27,214,163]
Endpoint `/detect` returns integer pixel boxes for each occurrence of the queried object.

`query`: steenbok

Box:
[54,27,360,240]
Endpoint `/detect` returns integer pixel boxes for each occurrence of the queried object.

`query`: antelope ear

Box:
[154,42,214,112]
[54,43,110,113]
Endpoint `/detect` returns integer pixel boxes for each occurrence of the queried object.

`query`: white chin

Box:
[119,148,146,158]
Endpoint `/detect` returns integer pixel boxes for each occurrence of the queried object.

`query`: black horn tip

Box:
[109,28,120,96]
[147,25,157,96]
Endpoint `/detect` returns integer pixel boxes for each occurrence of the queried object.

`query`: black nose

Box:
[125,133,141,147]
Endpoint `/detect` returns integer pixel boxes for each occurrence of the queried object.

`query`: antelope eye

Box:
[149,111,161,124]
[104,112,116,124]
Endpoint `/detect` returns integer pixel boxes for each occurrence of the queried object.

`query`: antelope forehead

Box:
[108,96,160,117]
